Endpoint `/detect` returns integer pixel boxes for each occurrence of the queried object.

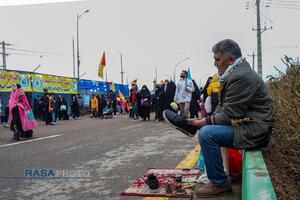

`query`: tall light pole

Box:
[173,56,191,84]
[154,66,158,83]
[76,9,90,80]
[79,72,87,79]
[248,0,271,77]
[256,0,262,77]
[120,52,125,84]
[72,36,75,78]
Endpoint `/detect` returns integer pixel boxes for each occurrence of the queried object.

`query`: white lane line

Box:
[120,124,143,130]
[75,118,92,122]
[0,134,63,148]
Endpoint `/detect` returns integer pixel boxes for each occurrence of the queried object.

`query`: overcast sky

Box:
[1,0,300,88]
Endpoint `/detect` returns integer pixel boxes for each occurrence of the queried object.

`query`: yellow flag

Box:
[119,90,128,110]
[98,52,106,79]
[118,90,126,101]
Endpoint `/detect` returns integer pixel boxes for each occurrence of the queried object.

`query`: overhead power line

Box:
[262,4,300,9]
[262,0,300,8]
[6,52,41,56]
[1,41,10,69]
[6,47,63,55]
[267,0,300,3]
[264,3,300,7]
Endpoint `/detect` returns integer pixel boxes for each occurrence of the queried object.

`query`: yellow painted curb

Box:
[144,145,200,200]
[176,145,200,169]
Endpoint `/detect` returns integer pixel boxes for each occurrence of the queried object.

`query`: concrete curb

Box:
[242,150,277,200]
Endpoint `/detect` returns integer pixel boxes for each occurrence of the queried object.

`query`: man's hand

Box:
[187,118,206,128]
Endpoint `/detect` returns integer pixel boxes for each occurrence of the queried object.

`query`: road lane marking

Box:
[0,134,63,148]
[175,144,200,169]
[73,118,92,122]
[120,124,143,130]
[144,145,200,200]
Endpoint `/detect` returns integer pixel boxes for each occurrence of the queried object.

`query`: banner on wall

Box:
[78,79,129,97]
[31,74,77,94]
[0,69,32,92]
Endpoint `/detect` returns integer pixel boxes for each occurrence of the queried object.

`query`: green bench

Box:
[242,150,277,200]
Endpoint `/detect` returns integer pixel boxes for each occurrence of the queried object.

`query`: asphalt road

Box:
[0,115,240,200]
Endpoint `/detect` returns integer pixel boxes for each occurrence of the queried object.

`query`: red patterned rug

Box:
[120,168,199,199]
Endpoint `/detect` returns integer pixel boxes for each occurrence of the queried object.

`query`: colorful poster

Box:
[31,74,77,94]
[0,69,32,92]
[82,94,90,106]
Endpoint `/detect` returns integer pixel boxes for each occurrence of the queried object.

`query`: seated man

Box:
[163,39,273,197]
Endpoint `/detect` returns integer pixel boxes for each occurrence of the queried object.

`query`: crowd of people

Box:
[32,88,130,123]
[0,71,220,128]
[127,72,218,123]
[89,89,121,119]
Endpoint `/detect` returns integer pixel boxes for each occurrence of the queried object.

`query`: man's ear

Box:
[228,56,235,65]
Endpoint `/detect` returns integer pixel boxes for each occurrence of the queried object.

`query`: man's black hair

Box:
[212,39,242,59]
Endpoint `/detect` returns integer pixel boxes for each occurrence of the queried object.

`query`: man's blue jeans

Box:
[132,102,139,119]
[198,125,235,185]
[52,111,57,123]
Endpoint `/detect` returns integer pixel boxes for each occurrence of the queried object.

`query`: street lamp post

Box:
[76,9,90,80]
[33,64,41,73]
[120,52,125,84]
[173,56,191,84]
[32,55,43,73]
[79,72,87,79]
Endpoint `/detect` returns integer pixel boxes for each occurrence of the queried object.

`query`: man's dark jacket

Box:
[211,59,273,149]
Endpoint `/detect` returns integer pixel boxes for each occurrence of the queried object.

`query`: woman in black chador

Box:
[201,76,212,103]
[70,95,80,119]
[59,96,69,120]
[33,98,40,120]
[154,85,164,121]
[163,80,176,111]
[98,94,107,118]
[138,85,151,121]
[189,80,201,118]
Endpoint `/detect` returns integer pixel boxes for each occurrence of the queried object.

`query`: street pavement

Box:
[0,115,240,200]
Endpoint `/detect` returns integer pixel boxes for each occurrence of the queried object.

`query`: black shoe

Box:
[13,128,20,141]
[12,136,20,141]
[145,174,160,191]
[27,131,33,139]
[163,110,198,137]
[12,134,20,141]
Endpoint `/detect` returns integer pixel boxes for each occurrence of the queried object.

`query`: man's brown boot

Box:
[194,182,232,198]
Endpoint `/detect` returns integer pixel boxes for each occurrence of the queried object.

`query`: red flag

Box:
[130,79,137,85]
[98,52,106,79]
[100,52,106,67]
[108,81,115,92]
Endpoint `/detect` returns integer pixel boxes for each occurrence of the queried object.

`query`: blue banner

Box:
[78,79,129,97]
